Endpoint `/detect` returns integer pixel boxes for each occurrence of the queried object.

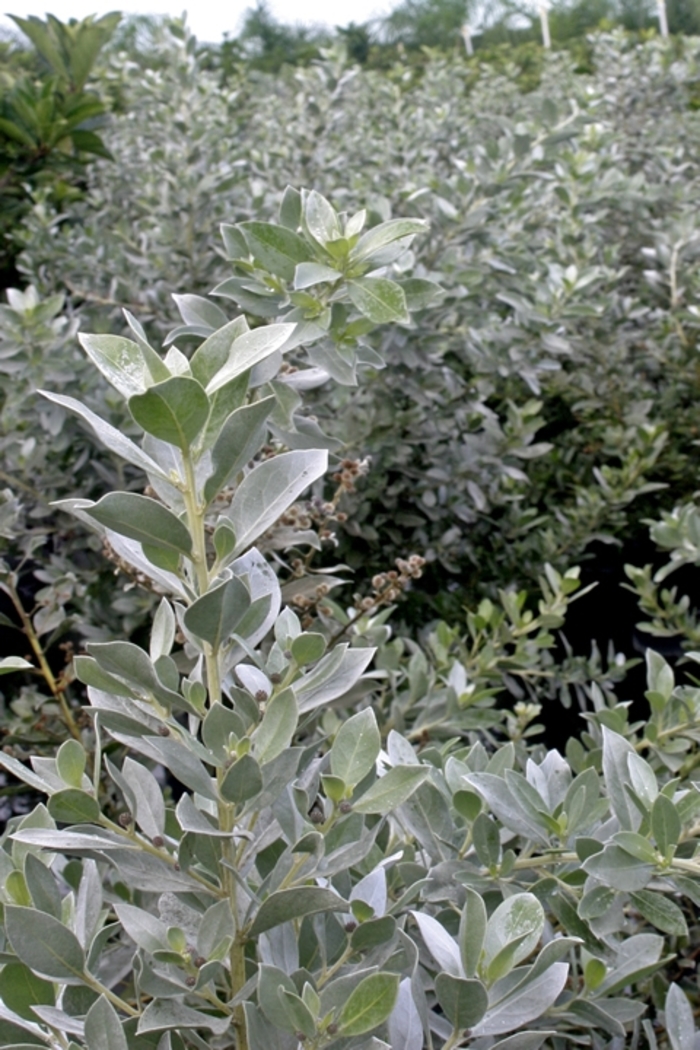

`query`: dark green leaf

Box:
[47,789,101,825]
[219,753,263,804]
[249,887,347,936]
[0,963,54,1020]
[183,577,251,650]
[347,277,410,324]
[435,974,488,1030]
[203,397,274,503]
[85,493,191,556]
[338,972,399,1036]
[129,377,209,451]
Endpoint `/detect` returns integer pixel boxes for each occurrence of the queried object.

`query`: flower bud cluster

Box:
[355,554,425,612]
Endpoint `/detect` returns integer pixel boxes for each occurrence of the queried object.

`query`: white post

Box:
[657,0,669,37]
[461,23,474,56]
[539,2,551,49]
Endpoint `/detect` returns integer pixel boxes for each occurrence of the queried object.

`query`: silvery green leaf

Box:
[0,752,55,794]
[150,598,176,662]
[582,844,653,891]
[78,333,169,397]
[137,1000,232,1035]
[24,853,61,919]
[75,859,102,949]
[461,772,550,844]
[330,708,381,790]
[198,899,235,959]
[40,392,170,481]
[11,828,133,852]
[226,449,327,557]
[526,750,571,809]
[597,933,665,995]
[629,890,688,937]
[107,850,208,894]
[31,1006,85,1036]
[388,978,423,1050]
[122,757,165,839]
[5,907,85,983]
[251,688,298,765]
[302,190,341,247]
[354,766,430,814]
[258,964,299,1030]
[349,218,429,264]
[471,963,568,1037]
[665,983,696,1050]
[294,644,375,713]
[172,294,228,331]
[0,657,32,674]
[602,726,642,832]
[203,397,275,503]
[652,793,681,855]
[388,730,420,767]
[90,688,166,738]
[410,911,462,977]
[146,737,216,801]
[435,974,489,1029]
[258,923,299,973]
[350,866,387,918]
[248,887,347,937]
[87,641,184,710]
[627,752,658,809]
[190,315,249,386]
[489,1033,557,1050]
[293,262,342,289]
[278,990,316,1039]
[483,894,544,980]
[244,1002,298,1050]
[84,995,128,1050]
[85,530,188,600]
[460,886,487,978]
[205,324,295,395]
[114,902,169,954]
[176,793,229,837]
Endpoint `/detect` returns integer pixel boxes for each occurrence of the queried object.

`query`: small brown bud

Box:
[157,724,170,737]
[270,672,282,684]
[327,1023,339,1036]
[344,921,357,933]
[118,812,133,827]
[173,862,181,871]
[339,800,352,814]
[152,835,164,848]
[255,689,267,702]
[185,975,196,987]
[193,956,206,968]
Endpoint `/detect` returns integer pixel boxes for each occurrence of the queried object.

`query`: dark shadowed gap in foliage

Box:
[540,535,700,752]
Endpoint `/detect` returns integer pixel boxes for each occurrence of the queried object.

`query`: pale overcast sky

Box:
[1,0,398,42]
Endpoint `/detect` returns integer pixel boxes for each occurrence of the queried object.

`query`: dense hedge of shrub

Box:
[3,24,700,1049]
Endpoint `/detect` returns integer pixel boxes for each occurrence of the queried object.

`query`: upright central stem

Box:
[182,450,221,705]
[183,449,246,1048]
